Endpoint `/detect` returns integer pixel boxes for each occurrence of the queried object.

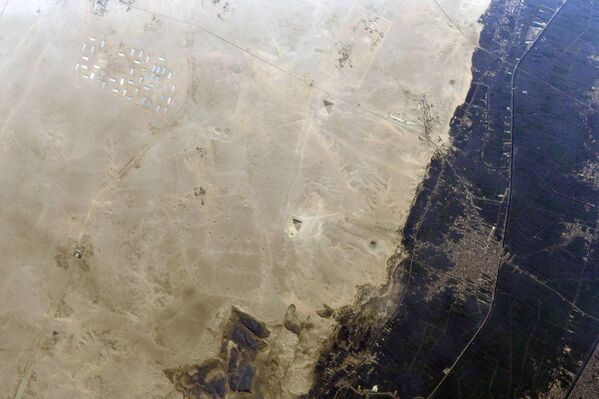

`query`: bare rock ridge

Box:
[284,304,302,335]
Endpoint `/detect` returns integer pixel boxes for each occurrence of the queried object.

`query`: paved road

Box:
[426,1,572,397]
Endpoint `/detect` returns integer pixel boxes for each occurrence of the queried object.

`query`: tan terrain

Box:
[0,0,489,397]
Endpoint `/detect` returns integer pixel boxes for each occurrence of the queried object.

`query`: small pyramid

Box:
[323,100,334,115]
[292,218,303,232]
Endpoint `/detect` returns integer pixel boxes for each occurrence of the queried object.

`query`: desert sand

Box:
[0,0,489,397]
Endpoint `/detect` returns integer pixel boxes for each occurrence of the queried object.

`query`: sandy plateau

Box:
[0,0,489,398]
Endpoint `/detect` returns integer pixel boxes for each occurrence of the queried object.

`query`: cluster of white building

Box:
[75,36,176,115]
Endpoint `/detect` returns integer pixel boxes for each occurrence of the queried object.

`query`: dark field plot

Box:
[310,0,599,398]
